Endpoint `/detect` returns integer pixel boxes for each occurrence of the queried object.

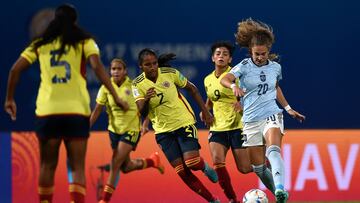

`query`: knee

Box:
[237,165,252,174]
[212,154,225,165]
[120,164,131,174]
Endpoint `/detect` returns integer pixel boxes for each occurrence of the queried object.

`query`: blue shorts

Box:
[208,129,245,149]
[109,131,141,150]
[155,124,201,162]
[35,115,89,139]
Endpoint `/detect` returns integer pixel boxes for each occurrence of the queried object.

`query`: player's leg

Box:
[63,115,90,203]
[35,116,64,203]
[231,129,253,174]
[243,121,275,194]
[156,131,218,203]
[264,114,288,202]
[65,138,88,203]
[209,131,238,202]
[178,125,218,183]
[121,152,164,174]
[37,137,62,203]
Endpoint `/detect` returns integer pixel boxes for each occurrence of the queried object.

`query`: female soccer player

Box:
[4,4,127,203]
[90,58,164,203]
[132,48,219,203]
[221,18,305,203]
[202,41,252,203]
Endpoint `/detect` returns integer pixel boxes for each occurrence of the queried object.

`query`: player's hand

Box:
[145,87,157,101]
[231,86,245,98]
[141,126,150,136]
[202,110,214,128]
[232,101,243,113]
[4,99,17,121]
[287,109,305,123]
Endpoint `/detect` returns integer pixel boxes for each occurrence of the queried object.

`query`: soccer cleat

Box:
[275,189,289,203]
[203,162,218,183]
[149,152,165,174]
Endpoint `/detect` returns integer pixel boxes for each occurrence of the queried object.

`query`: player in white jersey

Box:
[221,18,305,203]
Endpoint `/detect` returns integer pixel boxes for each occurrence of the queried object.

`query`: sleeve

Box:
[229,63,243,78]
[132,84,145,102]
[20,43,38,64]
[95,86,108,105]
[83,38,100,59]
[174,69,188,88]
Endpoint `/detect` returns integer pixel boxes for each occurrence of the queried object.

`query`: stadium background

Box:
[0,0,359,202]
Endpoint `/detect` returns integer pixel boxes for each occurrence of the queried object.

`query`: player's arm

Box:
[199,98,213,122]
[220,73,245,97]
[90,103,104,127]
[276,84,305,122]
[88,54,129,111]
[141,116,150,136]
[135,87,156,118]
[183,81,213,127]
[5,56,31,121]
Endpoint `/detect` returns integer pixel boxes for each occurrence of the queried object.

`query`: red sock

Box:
[175,164,215,202]
[102,184,115,202]
[69,183,86,203]
[214,163,237,201]
[142,158,155,168]
[184,156,205,171]
[38,185,54,203]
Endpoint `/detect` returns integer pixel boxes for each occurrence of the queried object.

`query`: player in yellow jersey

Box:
[132,49,219,203]
[202,42,252,203]
[4,4,127,203]
[90,58,164,203]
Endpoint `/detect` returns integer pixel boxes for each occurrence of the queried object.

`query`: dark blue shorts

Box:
[208,129,245,149]
[109,131,140,150]
[35,115,89,139]
[155,124,201,162]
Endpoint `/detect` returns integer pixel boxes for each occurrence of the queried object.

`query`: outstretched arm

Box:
[5,57,31,121]
[183,81,213,127]
[220,73,245,97]
[276,85,305,122]
[90,103,104,127]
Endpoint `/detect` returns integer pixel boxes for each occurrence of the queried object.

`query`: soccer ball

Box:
[242,189,268,203]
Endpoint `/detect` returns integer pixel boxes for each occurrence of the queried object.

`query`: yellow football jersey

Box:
[204,66,243,131]
[132,67,196,134]
[21,38,99,116]
[96,77,140,134]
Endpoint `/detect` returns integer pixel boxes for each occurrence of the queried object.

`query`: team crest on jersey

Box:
[162,81,170,88]
[260,71,266,82]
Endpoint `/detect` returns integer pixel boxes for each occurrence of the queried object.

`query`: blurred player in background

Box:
[90,58,164,203]
[132,49,220,203]
[4,4,127,203]
[202,41,252,203]
[221,18,305,203]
